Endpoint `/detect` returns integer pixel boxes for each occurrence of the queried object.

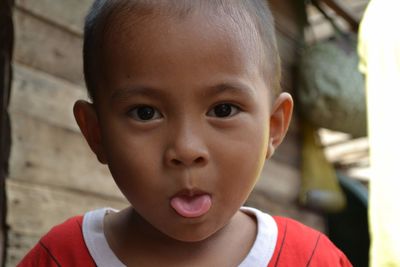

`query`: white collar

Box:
[83,207,278,267]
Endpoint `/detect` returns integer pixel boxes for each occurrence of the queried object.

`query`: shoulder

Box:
[268,216,352,267]
[18,215,96,267]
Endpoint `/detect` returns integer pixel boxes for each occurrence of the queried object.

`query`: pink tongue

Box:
[170,194,212,218]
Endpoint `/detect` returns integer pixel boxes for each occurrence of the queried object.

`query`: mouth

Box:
[170,189,212,218]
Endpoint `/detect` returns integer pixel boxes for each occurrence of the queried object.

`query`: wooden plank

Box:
[13,8,84,85]
[9,111,124,199]
[5,179,127,265]
[11,64,86,132]
[6,180,127,236]
[341,0,369,21]
[6,231,40,267]
[319,0,359,32]
[15,0,92,35]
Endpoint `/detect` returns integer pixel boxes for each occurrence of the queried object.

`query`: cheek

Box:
[212,120,269,199]
[224,117,268,162]
[101,127,165,195]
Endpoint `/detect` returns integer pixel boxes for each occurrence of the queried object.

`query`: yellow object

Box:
[299,121,346,213]
[358,0,400,266]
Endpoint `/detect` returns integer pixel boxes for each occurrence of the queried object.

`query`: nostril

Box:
[169,157,206,167]
[194,157,205,164]
[171,159,181,166]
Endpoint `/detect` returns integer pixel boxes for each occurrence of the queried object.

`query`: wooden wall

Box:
[5,1,323,266]
[6,1,128,265]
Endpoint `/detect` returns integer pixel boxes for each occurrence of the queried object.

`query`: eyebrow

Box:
[204,81,256,98]
[110,80,256,101]
[111,86,168,101]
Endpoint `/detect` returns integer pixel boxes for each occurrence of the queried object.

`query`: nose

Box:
[164,122,209,168]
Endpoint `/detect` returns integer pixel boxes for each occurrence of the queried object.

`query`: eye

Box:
[207,103,240,118]
[128,106,162,121]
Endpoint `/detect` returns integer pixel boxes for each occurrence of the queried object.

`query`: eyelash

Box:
[207,103,241,118]
[127,103,241,122]
[127,105,162,122]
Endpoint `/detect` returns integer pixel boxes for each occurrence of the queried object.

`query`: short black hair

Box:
[83,0,280,101]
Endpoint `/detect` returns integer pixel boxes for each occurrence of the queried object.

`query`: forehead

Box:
[98,6,267,99]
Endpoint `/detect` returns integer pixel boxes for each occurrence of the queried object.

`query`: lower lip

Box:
[170,194,212,218]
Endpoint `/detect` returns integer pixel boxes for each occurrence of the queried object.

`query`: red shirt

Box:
[268,217,352,267]
[18,215,352,266]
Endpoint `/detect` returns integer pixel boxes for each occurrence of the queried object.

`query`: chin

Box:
[163,225,219,243]
[170,233,213,243]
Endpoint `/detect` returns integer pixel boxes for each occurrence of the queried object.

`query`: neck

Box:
[104,206,257,266]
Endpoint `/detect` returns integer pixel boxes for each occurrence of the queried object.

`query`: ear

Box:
[73,100,108,164]
[266,92,293,159]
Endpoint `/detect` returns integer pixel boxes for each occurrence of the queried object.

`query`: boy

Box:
[19,0,351,266]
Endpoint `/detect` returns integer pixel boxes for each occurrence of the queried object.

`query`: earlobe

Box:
[266,92,294,159]
[73,100,108,164]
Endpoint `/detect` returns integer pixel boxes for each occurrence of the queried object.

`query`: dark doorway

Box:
[0,0,13,265]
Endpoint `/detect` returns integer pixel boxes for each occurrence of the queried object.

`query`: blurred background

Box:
[1,0,394,266]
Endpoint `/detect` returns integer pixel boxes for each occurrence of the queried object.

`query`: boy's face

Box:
[75,9,292,242]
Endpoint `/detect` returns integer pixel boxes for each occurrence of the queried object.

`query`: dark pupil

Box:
[214,104,232,117]
[137,106,155,120]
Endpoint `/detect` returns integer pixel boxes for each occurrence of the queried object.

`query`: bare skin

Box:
[104,208,257,266]
[74,7,293,267]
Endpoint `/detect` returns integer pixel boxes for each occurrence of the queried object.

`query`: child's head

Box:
[74,0,293,242]
[83,0,281,101]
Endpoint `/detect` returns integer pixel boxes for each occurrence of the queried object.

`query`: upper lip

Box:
[171,188,210,198]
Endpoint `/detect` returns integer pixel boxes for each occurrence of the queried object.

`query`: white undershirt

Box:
[82,207,278,267]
